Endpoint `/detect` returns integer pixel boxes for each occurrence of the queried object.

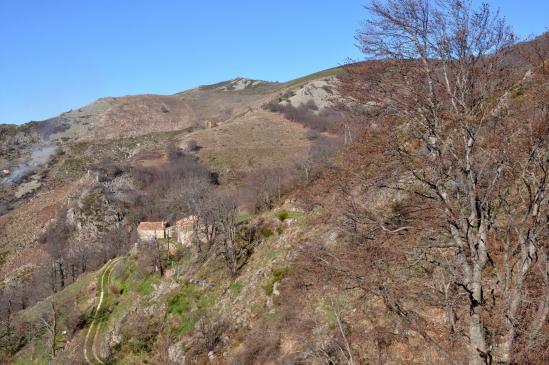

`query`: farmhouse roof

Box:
[137,221,167,231]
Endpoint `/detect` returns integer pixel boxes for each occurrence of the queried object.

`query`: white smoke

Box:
[3,144,58,184]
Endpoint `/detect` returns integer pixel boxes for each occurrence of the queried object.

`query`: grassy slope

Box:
[3,67,347,363]
[9,208,310,363]
[178,109,312,182]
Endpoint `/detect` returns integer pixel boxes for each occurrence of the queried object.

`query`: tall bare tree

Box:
[40,300,58,359]
[217,194,241,275]
[348,1,548,363]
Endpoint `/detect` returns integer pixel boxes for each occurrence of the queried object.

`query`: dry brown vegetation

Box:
[289,2,549,364]
[1,2,548,364]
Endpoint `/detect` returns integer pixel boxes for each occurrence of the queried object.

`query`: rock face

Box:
[14,179,41,198]
[68,175,127,239]
[168,341,186,364]
[0,124,41,175]
[214,77,269,91]
[281,77,338,111]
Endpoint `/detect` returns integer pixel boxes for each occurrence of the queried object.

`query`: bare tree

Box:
[516,32,549,74]
[217,195,241,275]
[0,288,14,342]
[248,169,279,210]
[154,237,165,277]
[296,136,342,186]
[296,158,314,186]
[347,1,548,364]
[40,300,58,359]
[181,176,220,259]
[331,299,355,365]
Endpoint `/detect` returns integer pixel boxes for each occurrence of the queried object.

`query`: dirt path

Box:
[83,257,123,365]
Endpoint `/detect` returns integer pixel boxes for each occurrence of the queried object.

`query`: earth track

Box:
[83,257,123,365]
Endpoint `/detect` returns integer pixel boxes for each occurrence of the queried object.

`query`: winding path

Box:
[83,257,123,365]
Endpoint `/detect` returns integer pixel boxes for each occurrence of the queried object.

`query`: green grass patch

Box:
[229,282,243,295]
[12,335,51,365]
[176,316,199,336]
[286,211,305,219]
[276,210,289,221]
[238,211,252,223]
[168,292,194,315]
[317,299,338,330]
[264,250,280,261]
[111,275,127,295]
[511,86,525,101]
[272,267,289,282]
[263,267,289,296]
[261,227,273,238]
[95,305,113,322]
[110,259,137,296]
[273,210,304,222]
[167,282,215,337]
[135,274,155,296]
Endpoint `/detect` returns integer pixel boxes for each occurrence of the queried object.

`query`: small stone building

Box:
[175,216,195,246]
[137,221,168,241]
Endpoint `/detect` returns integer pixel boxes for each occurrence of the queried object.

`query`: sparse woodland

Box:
[325,0,549,363]
[0,1,548,364]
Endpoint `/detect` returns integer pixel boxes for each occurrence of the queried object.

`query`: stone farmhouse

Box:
[137,221,168,241]
[137,216,196,244]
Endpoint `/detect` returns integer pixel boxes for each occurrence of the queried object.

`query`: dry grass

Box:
[0,181,79,276]
[179,109,312,181]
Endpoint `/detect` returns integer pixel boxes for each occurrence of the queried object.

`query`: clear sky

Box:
[1,1,547,125]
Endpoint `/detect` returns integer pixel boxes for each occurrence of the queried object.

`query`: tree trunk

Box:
[70,263,76,283]
[58,261,65,289]
[6,299,12,338]
[51,302,57,358]
[80,254,87,273]
[469,306,488,364]
[155,239,164,277]
[499,239,541,363]
[50,265,57,294]
[469,273,488,365]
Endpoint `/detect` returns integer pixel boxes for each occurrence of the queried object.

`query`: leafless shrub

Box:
[305,130,319,141]
[109,283,121,295]
[0,201,8,215]
[187,316,229,359]
[93,159,124,181]
[135,240,160,277]
[266,100,346,133]
[231,327,281,365]
[184,139,200,152]
[130,144,214,221]
[296,136,343,186]
[119,308,161,355]
[152,335,174,364]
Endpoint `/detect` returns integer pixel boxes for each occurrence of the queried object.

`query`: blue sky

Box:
[1,1,547,125]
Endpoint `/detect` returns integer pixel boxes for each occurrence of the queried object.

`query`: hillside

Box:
[0,67,346,339]
[1,18,548,364]
[4,57,546,363]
